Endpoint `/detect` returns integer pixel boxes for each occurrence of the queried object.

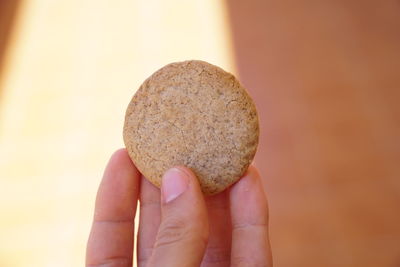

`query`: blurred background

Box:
[0,0,399,266]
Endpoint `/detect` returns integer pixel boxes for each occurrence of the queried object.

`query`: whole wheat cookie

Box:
[123,60,259,195]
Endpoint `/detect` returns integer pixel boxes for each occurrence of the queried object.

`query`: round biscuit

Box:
[123,60,259,195]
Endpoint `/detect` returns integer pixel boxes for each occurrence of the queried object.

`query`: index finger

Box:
[86,148,140,267]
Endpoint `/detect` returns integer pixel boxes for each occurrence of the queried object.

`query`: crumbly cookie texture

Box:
[123,60,259,195]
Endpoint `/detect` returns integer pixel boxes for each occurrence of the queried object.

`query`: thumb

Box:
[147,167,209,267]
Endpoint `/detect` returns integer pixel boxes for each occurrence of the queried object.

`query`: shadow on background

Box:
[0,0,21,95]
[226,0,400,266]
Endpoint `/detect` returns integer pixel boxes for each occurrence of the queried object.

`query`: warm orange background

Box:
[227,1,400,266]
[1,1,399,266]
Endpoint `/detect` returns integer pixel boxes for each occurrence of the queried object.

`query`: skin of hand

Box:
[86,148,272,267]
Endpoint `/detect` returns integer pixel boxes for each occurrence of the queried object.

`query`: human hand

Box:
[86,148,272,266]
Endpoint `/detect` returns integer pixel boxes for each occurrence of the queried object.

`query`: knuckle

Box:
[86,257,132,267]
[232,219,268,230]
[155,218,190,248]
[231,256,268,267]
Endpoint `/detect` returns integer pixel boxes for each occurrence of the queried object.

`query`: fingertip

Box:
[230,165,262,195]
[169,166,203,192]
[245,164,262,180]
[229,164,268,225]
[247,164,261,176]
[95,148,141,221]
[103,148,139,179]
[112,147,128,157]
[173,166,198,181]
[161,167,190,203]
[108,148,133,167]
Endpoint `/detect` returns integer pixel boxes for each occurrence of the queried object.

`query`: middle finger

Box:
[201,190,232,267]
[137,176,161,267]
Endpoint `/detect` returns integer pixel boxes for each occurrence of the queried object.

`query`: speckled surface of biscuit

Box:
[123,60,259,195]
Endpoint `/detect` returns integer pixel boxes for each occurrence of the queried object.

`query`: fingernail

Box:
[162,168,189,203]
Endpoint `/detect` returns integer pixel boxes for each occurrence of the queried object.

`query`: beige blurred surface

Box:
[227,1,400,266]
[0,1,234,266]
